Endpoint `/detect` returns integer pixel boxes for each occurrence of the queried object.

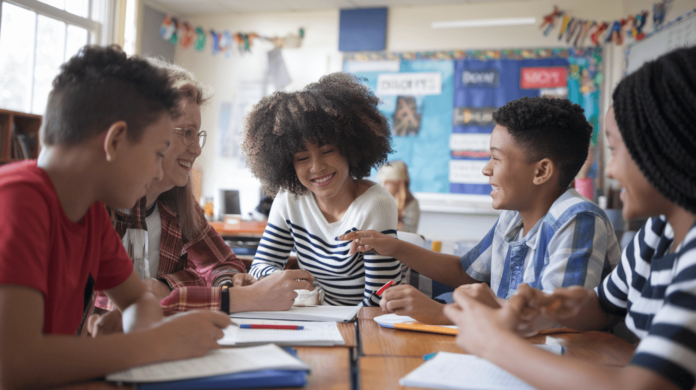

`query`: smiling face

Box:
[604,107,671,221]
[482,125,540,211]
[293,142,352,200]
[157,100,202,191]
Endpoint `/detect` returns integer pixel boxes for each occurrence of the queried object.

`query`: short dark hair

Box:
[242,73,393,196]
[492,97,592,189]
[42,45,181,146]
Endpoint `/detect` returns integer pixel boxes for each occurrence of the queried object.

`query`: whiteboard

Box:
[626,9,696,75]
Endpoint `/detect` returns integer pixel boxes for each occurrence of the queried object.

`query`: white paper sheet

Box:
[230,305,360,322]
[400,352,537,390]
[106,344,309,383]
[219,319,345,346]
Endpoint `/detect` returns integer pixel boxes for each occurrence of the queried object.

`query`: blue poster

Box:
[450,57,569,195]
[344,48,602,197]
[350,60,454,193]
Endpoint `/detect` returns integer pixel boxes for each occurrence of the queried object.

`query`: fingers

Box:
[443,302,464,323]
[283,269,315,283]
[197,310,233,329]
[336,230,377,242]
[386,298,410,314]
[380,296,390,312]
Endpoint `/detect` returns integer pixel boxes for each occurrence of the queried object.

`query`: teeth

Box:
[178,160,191,168]
[313,174,332,184]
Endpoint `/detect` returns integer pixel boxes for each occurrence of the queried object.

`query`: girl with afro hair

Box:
[242,73,401,306]
[445,47,696,390]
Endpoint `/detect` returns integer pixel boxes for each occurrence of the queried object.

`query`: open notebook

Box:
[106,344,309,383]
[400,352,537,390]
[230,305,360,322]
[219,319,345,346]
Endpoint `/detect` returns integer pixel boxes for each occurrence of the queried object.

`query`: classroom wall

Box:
[170,0,694,251]
[141,6,176,62]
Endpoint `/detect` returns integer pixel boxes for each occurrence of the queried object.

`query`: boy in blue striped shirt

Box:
[341,97,620,323]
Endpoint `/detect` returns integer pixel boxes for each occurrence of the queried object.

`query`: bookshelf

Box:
[0,109,42,164]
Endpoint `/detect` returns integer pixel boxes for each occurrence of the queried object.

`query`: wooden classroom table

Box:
[358,307,638,390]
[53,322,356,390]
[210,220,266,238]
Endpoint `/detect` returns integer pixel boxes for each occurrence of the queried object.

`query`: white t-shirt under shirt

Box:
[249,184,401,306]
[121,202,161,279]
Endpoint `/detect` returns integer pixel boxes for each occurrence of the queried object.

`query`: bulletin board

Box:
[626,9,696,75]
[344,48,603,198]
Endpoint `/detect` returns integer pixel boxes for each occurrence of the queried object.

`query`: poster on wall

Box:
[345,60,454,193]
[344,48,602,197]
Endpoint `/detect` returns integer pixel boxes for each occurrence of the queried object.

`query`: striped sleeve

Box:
[460,220,497,283]
[596,217,665,316]
[361,194,401,307]
[249,195,294,279]
[540,212,614,293]
[630,232,696,390]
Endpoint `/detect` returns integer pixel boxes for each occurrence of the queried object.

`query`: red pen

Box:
[239,324,304,330]
[375,280,394,297]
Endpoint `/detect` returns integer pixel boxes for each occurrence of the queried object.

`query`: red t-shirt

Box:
[0,161,134,334]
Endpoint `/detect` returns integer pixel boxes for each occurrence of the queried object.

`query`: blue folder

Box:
[135,348,308,390]
[136,369,307,390]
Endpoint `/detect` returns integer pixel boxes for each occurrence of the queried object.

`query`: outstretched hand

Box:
[336,230,400,256]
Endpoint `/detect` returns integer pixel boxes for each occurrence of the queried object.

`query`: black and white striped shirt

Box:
[249,185,401,306]
[596,216,696,390]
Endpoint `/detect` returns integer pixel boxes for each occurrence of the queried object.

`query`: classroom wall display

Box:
[626,8,696,75]
[344,48,603,197]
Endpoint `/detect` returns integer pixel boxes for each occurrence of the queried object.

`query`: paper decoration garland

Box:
[539,4,658,47]
[159,15,304,57]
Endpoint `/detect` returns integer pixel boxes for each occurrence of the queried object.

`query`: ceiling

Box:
[146,0,536,17]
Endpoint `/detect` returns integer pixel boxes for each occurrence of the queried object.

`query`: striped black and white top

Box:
[249,184,401,306]
[596,216,696,390]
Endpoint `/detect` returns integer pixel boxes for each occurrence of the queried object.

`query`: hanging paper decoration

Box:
[540,6,657,46]
[210,29,221,55]
[653,0,673,31]
[159,15,305,58]
[194,27,206,52]
[540,6,562,36]
[178,21,195,49]
[160,15,176,41]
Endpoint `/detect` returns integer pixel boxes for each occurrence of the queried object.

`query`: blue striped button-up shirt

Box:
[461,188,621,298]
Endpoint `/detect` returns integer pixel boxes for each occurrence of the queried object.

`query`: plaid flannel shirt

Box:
[96,195,246,314]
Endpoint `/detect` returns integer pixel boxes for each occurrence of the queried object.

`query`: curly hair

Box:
[492,96,592,190]
[613,47,696,214]
[243,73,393,196]
[43,45,181,146]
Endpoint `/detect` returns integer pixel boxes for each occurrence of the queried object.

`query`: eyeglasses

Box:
[173,127,207,148]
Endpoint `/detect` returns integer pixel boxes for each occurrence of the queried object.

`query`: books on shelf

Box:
[0,121,7,160]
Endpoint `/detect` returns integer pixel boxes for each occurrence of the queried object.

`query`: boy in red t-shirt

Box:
[0,45,231,389]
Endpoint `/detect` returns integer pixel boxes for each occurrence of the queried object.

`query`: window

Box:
[0,0,108,114]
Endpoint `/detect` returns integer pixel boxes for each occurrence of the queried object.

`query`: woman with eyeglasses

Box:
[86,60,311,336]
